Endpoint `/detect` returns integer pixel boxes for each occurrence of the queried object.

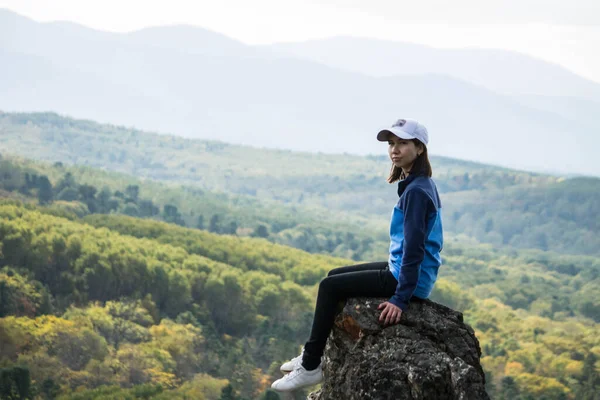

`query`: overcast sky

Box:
[2,0,600,83]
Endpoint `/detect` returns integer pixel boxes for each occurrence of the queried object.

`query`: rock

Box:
[308,297,489,400]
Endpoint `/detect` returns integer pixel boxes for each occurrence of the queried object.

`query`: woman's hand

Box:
[378,301,403,326]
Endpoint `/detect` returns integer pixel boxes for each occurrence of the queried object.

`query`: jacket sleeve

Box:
[389,188,431,311]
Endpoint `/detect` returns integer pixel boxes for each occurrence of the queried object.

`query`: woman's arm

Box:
[389,188,430,311]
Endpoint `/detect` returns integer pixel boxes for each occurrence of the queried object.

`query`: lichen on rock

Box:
[308,297,490,400]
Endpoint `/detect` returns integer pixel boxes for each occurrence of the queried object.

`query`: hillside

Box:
[0,154,391,263]
[2,154,599,323]
[1,112,599,257]
[1,201,598,399]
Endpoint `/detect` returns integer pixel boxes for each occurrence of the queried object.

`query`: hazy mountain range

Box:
[267,37,600,100]
[1,8,598,176]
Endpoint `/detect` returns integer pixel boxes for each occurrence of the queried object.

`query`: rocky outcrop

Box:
[308,297,489,400]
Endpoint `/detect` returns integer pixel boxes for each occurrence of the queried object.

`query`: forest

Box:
[0,112,599,399]
[0,191,598,398]
[1,112,599,257]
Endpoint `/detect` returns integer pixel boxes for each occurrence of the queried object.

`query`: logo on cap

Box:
[393,119,406,127]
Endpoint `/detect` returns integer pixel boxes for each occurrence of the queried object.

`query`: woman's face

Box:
[387,135,420,171]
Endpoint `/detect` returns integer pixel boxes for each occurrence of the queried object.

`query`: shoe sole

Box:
[272,379,323,392]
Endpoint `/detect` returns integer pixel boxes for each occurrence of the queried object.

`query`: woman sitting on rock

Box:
[271,118,444,392]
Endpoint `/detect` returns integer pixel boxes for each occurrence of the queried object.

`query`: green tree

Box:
[484,370,496,399]
[123,203,140,217]
[36,176,53,205]
[226,221,238,235]
[220,384,238,400]
[54,172,76,194]
[138,200,159,217]
[209,214,221,233]
[498,376,520,400]
[205,272,257,335]
[163,204,185,226]
[261,389,281,400]
[40,378,60,399]
[577,353,600,400]
[56,186,79,201]
[164,272,192,318]
[79,184,98,212]
[50,328,109,371]
[97,186,117,213]
[125,185,139,203]
[0,365,31,400]
[196,215,205,230]
[253,225,269,238]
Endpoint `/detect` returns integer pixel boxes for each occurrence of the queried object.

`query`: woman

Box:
[271,118,444,392]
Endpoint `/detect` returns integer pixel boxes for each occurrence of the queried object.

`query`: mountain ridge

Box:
[1,8,598,176]
[266,35,600,100]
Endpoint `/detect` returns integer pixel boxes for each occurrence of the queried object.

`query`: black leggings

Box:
[302,261,398,369]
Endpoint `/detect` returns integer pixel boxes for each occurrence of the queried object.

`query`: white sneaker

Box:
[280,349,324,373]
[280,350,304,373]
[271,364,323,392]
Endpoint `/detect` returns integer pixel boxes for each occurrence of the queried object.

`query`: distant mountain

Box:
[510,94,600,129]
[267,36,600,100]
[1,9,599,176]
[124,25,262,57]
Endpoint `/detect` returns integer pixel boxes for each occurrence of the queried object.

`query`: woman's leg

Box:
[302,262,397,369]
[326,261,389,277]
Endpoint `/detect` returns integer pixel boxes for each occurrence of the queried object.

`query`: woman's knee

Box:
[319,275,335,292]
[327,266,347,276]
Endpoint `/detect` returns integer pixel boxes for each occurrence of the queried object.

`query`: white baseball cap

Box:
[377,118,429,146]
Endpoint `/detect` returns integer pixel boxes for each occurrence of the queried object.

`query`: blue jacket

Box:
[388,173,443,310]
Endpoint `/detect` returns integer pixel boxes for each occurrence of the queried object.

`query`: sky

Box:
[1,0,600,83]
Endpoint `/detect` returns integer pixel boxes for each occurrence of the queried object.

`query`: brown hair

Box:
[387,139,432,183]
